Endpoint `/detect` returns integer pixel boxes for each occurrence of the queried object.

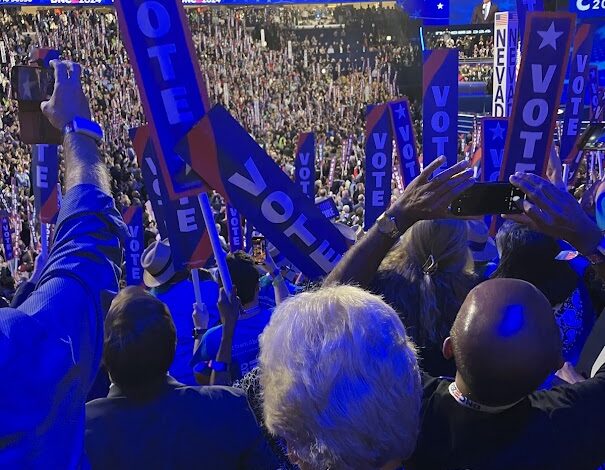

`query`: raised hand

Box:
[505,172,601,255]
[387,156,474,230]
[41,60,91,130]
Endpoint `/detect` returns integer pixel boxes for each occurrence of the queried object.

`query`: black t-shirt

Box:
[406,367,605,470]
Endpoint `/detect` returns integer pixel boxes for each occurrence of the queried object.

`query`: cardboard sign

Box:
[481,118,508,182]
[492,12,519,118]
[589,66,600,123]
[423,49,459,171]
[294,132,315,198]
[115,0,210,200]
[122,205,144,286]
[180,105,349,279]
[561,24,594,179]
[226,204,244,252]
[130,125,212,270]
[389,98,420,186]
[0,212,13,261]
[364,103,393,230]
[32,144,59,224]
[499,12,574,179]
[316,197,339,220]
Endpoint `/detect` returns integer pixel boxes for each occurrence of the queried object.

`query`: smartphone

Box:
[578,124,605,151]
[252,236,266,264]
[10,65,61,145]
[11,65,55,102]
[449,182,525,216]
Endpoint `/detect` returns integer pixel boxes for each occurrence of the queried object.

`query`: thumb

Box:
[40,100,49,114]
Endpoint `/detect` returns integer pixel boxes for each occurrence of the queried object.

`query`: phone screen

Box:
[11,66,55,102]
[450,182,525,216]
[252,237,266,264]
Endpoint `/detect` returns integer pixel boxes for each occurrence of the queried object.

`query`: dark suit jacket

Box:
[85,376,280,469]
[471,2,499,24]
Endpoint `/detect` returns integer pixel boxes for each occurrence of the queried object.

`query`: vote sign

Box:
[115,0,210,200]
[180,105,349,279]
[481,118,508,182]
[499,12,574,179]
[423,49,459,171]
[0,212,13,262]
[122,205,144,286]
[130,125,212,270]
[389,98,420,186]
[32,144,59,224]
[364,103,393,230]
[294,132,315,198]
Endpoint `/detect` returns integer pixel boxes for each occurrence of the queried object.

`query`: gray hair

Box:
[259,285,422,470]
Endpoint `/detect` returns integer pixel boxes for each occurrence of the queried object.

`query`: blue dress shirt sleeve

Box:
[0,184,127,468]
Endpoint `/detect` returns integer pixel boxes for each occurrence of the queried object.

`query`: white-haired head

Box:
[259,285,422,470]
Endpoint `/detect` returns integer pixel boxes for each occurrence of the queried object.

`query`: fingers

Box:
[510,172,561,205]
[430,159,470,186]
[50,59,68,84]
[436,176,475,212]
[416,156,446,184]
[66,61,82,82]
[433,167,474,198]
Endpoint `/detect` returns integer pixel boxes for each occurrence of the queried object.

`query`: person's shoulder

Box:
[172,384,250,412]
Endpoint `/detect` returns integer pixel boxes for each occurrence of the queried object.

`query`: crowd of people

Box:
[2,4,605,470]
[0,5,424,295]
[427,32,494,59]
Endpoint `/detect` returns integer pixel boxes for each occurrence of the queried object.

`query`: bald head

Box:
[450,279,562,406]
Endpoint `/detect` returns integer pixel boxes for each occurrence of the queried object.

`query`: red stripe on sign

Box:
[40,185,59,224]
[189,229,212,269]
[122,205,136,225]
[366,104,387,136]
[187,116,226,199]
[423,49,449,95]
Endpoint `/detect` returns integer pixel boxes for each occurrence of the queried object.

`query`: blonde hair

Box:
[259,285,422,470]
[377,219,476,346]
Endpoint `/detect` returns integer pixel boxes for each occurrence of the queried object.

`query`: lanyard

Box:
[448,382,522,414]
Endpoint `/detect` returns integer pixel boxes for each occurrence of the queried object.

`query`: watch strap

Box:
[62,117,104,143]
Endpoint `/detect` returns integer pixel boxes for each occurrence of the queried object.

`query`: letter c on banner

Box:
[137,1,171,38]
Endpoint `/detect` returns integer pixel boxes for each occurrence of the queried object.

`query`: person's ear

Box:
[442,336,454,360]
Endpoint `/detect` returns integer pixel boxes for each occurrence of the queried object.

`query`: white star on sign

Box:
[437,2,444,9]
[395,104,406,120]
[21,77,36,100]
[537,22,563,51]
[490,122,506,140]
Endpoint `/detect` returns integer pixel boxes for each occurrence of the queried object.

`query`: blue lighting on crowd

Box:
[498,304,525,337]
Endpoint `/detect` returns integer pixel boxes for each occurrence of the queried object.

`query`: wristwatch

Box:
[376,212,401,240]
[584,235,605,265]
[192,327,207,340]
[62,117,104,143]
[208,360,230,372]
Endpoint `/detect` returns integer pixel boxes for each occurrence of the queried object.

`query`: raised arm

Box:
[324,157,474,287]
[0,60,126,465]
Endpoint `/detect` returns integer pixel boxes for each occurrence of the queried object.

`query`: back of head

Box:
[227,252,259,305]
[260,285,422,470]
[103,287,176,392]
[378,219,476,345]
[451,279,562,406]
[493,221,578,305]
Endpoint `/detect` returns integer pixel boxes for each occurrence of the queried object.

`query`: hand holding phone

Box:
[449,182,525,216]
[252,236,266,264]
